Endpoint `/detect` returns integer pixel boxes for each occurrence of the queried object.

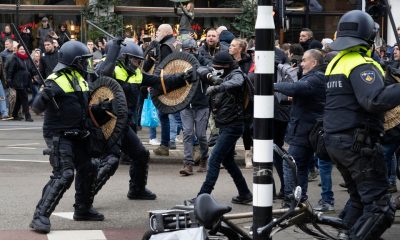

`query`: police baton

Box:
[11,23,59,110]
[86,20,115,39]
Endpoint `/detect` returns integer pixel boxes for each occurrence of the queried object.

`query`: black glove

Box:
[113,36,125,46]
[90,99,113,126]
[183,68,196,83]
[197,66,212,80]
[41,87,53,102]
[98,99,113,112]
[206,85,220,96]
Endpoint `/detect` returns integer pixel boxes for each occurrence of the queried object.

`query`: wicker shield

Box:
[152,52,200,114]
[89,76,128,147]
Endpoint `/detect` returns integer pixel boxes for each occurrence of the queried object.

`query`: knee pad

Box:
[61,168,74,185]
[351,194,395,240]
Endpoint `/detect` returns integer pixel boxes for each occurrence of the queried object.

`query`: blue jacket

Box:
[274,67,326,147]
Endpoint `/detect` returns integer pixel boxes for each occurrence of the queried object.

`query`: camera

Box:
[197,67,223,85]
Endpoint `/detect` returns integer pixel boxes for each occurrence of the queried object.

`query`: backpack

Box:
[242,72,254,112]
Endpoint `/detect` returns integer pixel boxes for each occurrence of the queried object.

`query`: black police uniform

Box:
[30,41,103,234]
[324,10,400,240]
[93,40,192,200]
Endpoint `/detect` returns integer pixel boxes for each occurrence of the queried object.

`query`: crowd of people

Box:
[0,3,400,239]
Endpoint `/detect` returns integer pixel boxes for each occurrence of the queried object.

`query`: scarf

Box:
[16,52,28,60]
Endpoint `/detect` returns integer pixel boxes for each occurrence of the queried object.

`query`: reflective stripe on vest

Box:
[114,64,143,84]
[47,71,89,93]
[325,46,384,77]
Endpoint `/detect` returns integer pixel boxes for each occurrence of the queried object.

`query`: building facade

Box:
[0,0,398,49]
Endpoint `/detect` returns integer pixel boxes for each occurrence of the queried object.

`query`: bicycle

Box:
[142,144,349,240]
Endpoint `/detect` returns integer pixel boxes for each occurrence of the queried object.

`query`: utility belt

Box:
[340,128,382,153]
[56,129,91,140]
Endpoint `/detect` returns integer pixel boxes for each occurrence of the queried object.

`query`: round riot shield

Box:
[152,52,200,114]
[89,76,128,148]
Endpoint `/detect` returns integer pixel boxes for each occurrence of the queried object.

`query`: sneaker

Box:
[179,164,193,176]
[175,135,183,143]
[11,116,23,121]
[153,145,169,156]
[231,193,252,204]
[169,141,176,150]
[25,118,34,122]
[308,169,319,182]
[388,184,398,193]
[1,115,12,121]
[313,199,335,212]
[149,138,160,146]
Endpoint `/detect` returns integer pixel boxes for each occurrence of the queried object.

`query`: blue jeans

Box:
[198,123,251,196]
[0,82,8,117]
[158,111,170,147]
[149,127,156,140]
[318,158,334,204]
[169,112,182,143]
[382,143,398,186]
[283,145,314,201]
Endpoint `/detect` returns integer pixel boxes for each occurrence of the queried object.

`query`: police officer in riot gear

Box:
[30,41,104,233]
[93,39,195,200]
[324,10,400,240]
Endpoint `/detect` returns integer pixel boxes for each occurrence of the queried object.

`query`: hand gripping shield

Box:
[89,76,128,148]
[152,52,200,114]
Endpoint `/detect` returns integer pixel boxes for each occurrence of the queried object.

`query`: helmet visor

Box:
[76,54,94,74]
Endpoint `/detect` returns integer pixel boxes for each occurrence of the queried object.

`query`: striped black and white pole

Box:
[253,0,275,239]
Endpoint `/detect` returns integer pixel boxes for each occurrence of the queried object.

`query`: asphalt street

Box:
[0,115,399,239]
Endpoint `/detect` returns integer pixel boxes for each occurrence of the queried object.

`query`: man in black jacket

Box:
[193,51,252,204]
[299,28,322,51]
[39,37,58,78]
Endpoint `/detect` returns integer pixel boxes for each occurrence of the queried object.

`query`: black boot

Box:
[30,215,51,234]
[127,150,157,200]
[127,187,157,200]
[73,204,104,221]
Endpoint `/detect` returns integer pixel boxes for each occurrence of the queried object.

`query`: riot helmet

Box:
[182,39,198,53]
[330,10,377,51]
[118,39,144,73]
[53,40,93,73]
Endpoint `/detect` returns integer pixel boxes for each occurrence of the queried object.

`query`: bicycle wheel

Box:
[208,225,241,240]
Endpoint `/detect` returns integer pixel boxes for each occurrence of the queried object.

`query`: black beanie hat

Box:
[212,51,234,65]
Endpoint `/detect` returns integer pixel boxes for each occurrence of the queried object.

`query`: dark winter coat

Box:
[274,67,326,148]
[40,49,59,78]
[6,54,34,90]
[209,68,245,127]
[198,43,229,67]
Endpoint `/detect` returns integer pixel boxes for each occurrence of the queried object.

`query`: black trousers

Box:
[12,89,30,119]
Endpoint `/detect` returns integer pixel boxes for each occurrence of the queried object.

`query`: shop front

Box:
[0,0,241,50]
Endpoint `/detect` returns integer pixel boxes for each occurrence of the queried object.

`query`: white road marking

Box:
[47,230,106,240]
[7,147,37,150]
[0,158,48,163]
[52,212,74,220]
[7,143,41,147]
[0,127,41,131]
